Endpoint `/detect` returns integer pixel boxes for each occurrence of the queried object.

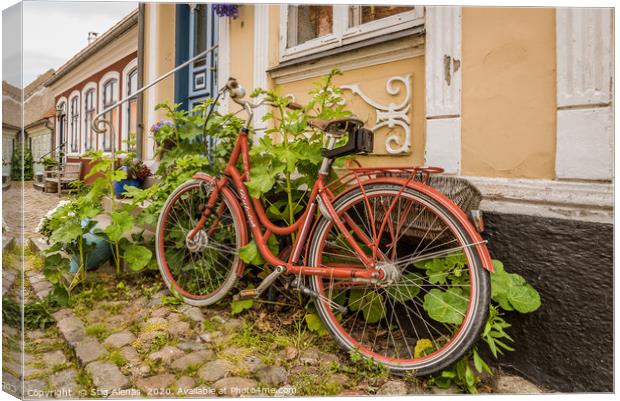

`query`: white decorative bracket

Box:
[340,75,412,154]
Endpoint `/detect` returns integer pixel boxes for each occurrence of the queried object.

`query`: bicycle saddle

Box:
[309,117,364,135]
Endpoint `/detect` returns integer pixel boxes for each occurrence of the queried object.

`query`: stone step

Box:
[2,235,15,251]
[29,235,49,253]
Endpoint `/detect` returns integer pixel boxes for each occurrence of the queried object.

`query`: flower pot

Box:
[69,222,113,273]
[113,178,142,198]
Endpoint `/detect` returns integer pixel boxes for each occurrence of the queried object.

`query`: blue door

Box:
[175,3,218,110]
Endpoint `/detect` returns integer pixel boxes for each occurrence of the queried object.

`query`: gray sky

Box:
[4,0,137,87]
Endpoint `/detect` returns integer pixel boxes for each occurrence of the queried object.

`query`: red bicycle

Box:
[155,78,493,374]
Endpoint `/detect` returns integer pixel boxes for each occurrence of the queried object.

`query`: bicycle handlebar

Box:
[224,77,302,111]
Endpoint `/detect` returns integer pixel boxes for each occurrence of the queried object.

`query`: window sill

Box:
[268,27,424,85]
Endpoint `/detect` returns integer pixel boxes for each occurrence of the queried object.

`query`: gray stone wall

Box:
[482,212,613,392]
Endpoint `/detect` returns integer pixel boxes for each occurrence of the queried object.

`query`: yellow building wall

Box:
[228,6,255,114]
[142,4,176,157]
[276,57,426,166]
[461,7,557,178]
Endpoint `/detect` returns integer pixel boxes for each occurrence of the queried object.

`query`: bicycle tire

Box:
[155,179,247,306]
[307,182,490,375]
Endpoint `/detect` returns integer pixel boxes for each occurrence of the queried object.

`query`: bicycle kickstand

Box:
[234,265,286,300]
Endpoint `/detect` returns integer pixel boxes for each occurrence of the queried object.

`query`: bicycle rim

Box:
[307,184,489,374]
[156,179,245,305]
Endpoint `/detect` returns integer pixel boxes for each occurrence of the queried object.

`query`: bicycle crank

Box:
[290,279,348,314]
[235,265,286,300]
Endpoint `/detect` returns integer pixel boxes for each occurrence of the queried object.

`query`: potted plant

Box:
[113,159,152,198]
[42,156,59,172]
[151,120,176,154]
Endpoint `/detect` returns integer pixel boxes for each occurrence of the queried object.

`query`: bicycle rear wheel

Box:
[155,179,247,306]
[307,183,490,375]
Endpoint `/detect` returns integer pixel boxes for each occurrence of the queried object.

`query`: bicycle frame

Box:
[186,119,494,282]
[187,128,383,281]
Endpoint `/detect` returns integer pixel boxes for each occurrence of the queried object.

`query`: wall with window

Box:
[139,4,613,392]
[261,4,425,162]
[52,52,138,157]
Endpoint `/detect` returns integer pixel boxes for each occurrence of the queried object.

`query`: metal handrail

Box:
[38,141,67,161]
[91,44,219,160]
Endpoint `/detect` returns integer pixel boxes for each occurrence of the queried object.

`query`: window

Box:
[69,95,80,153]
[102,78,118,152]
[125,68,138,151]
[56,100,67,155]
[282,5,423,61]
[84,88,96,151]
[193,4,207,68]
[287,5,333,47]
[350,5,415,26]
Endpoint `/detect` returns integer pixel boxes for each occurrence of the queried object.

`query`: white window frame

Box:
[98,71,120,153]
[81,82,97,152]
[68,90,81,155]
[121,58,139,152]
[55,96,68,152]
[279,5,424,62]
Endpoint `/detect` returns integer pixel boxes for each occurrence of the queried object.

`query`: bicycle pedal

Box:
[236,289,259,300]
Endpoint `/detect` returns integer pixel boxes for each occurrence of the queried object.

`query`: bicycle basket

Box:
[373,175,483,242]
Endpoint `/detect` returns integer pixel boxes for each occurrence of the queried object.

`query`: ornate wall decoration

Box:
[340,74,412,154]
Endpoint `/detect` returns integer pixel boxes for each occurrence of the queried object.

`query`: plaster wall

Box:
[461,8,557,179]
[274,57,426,165]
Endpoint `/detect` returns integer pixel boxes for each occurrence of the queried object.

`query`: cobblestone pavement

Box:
[3,250,83,399]
[2,182,546,398]
[2,181,64,242]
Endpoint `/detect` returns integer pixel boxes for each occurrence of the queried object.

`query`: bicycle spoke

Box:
[310,185,486,370]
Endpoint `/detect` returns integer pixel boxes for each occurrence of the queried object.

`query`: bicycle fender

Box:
[192,172,218,185]
[332,177,494,273]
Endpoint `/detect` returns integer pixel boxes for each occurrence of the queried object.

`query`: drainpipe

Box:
[136,3,145,160]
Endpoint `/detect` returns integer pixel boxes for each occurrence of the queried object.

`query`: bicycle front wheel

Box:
[155,179,247,306]
[307,183,490,375]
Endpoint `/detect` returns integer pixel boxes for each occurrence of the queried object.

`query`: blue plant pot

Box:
[113,178,141,197]
[69,220,112,273]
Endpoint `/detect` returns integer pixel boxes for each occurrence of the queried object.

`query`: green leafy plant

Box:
[11,144,34,181]
[125,99,243,227]
[243,69,350,238]
[411,254,541,393]
[42,156,59,169]
[2,296,55,330]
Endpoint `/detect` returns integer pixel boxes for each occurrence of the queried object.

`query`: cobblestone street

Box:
[2,182,64,243]
[1,182,545,397]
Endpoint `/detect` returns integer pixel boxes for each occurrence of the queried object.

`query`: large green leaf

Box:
[50,221,83,244]
[415,257,449,285]
[231,299,253,315]
[348,289,385,323]
[363,292,385,323]
[124,244,153,271]
[305,312,328,336]
[423,288,468,325]
[490,270,514,311]
[238,237,278,266]
[507,280,541,313]
[386,273,422,302]
[43,253,70,284]
[239,240,263,266]
[104,210,133,242]
[490,263,541,313]
[246,164,285,198]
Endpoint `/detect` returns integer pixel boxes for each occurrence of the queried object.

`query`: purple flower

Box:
[150,120,174,134]
[214,4,239,19]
